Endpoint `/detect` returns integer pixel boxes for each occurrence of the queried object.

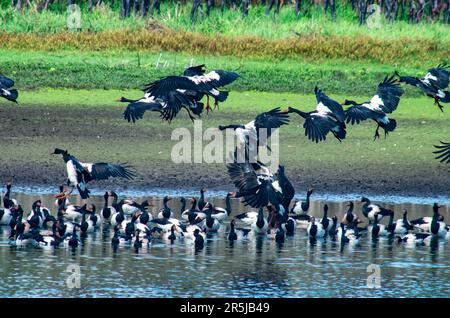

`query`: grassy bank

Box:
[0,89,448,196]
[0,49,442,96]
[1,2,449,43]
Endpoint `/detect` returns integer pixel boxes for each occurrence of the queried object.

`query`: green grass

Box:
[0,89,450,167]
[0,49,438,96]
[1,2,449,44]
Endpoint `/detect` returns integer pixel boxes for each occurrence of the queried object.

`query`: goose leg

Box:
[205,95,212,114]
[373,124,380,141]
[435,98,444,112]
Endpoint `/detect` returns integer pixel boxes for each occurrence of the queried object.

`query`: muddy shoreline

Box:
[0,104,448,199]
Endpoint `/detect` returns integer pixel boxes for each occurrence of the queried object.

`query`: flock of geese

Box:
[0,63,449,254]
[0,184,449,253]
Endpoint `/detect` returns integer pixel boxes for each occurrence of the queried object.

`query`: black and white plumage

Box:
[143,68,239,118]
[287,87,347,143]
[0,74,18,103]
[344,76,404,140]
[218,107,289,159]
[183,64,240,112]
[227,159,293,210]
[52,148,135,199]
[361,197,393,223]
[120,89,203,123]
[396,64,450,112]
[291,188,314,216]
[434,141,450,164]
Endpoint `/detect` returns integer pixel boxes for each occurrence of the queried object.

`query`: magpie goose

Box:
[227,219,251,241]
[235,207,268,235]
[198,188,209,211]
[396,64,450,112]
[120,89,203,123]
[411,203,444,232]
[341,201,355,225]
[344,76,404,140]
[157,196,173,219]
[203,203,221,233]
[100,192,115,222]
[361,197,392,223]
[143,68,239,119]
[227,159,292,209]
[218,107,289,159]
[370,213,389,237]
[287,87,346,143]
[210,192,232,222]
[291,188,313,216]
[434,141,450,164]
[307,217,326,238]
[182,64,240,112]
[393,209,414,234]
[0,74,18,103]
[181,198,206,223]
[413,203,447,238]
[52,148,135,199]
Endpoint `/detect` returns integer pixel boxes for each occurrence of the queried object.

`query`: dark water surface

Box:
[0,190,449,298]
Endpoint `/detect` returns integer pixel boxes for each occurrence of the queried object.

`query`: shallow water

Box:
[0,191,449,298]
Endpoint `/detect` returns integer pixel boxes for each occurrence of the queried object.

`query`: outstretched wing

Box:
[0,74,14,88]
[370,76,404,113]
[81,162,136,181]
[183,64,206,76]
[314,87,345,122]
[254,107,290,142]
[254,107,290,131]
[201,70,240,88]
[227,160,279,208]
[345,104,375,125]
[304,113,338,143]
[123,96,164,123]
[424,64,450,90]
[434,141,450,164]
[143,76,214,98]
[160,89,200,122]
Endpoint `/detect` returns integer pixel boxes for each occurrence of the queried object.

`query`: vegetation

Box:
[1,1,449,41]
[0,49,439,95]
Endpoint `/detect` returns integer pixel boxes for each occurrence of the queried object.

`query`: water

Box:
[0,190,449,298]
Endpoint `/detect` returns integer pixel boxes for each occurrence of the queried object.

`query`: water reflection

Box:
[0,192,449,298]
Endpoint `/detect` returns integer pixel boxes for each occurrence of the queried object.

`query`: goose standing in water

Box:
[341,202,355,225]
[393,209,414,234]
[361,197,392,223]
[317,204,333,232]
[227,219,251,242]
[204,203,221,233]
[211,193,233,222]
[100,192,116,222]
[52,148,135,199]
[236,207,268,235]
[181,198,206,224]
[370,213,389,237]
[158,196,173,219]
[410,203,445,232]
[291,188,314,216]
[307,217,326,238]
[198,188,209,211]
